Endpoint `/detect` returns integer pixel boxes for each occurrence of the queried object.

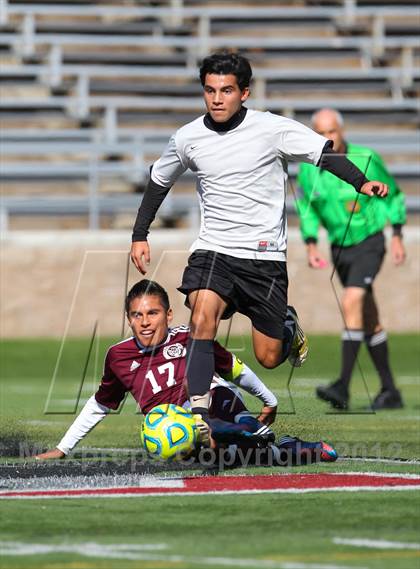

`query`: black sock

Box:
[186,338,214,415]
[365,330,396,391]
[280,312,295,363]
[339,329,363,389]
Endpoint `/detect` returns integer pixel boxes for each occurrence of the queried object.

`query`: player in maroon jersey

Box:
[36,280,337,463]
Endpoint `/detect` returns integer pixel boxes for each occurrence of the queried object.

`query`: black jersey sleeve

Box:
[317,143,369,193]
[131,176,171,242]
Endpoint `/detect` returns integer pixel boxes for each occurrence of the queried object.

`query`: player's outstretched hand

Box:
[391,235,406,266]
[130,241,150,274]
[360,181,388,198]
[258,405,277,426]
[35,448,66,460]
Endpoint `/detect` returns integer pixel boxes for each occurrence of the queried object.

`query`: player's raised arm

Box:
[318,145,388,198]
[35,395,110,460]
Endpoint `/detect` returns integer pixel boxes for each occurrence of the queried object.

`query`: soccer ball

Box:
[140,404,198,461]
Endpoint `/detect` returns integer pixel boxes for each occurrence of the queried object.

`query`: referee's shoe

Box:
[286,306,308,367]
[316,380,349,410]
[371,388,404,410]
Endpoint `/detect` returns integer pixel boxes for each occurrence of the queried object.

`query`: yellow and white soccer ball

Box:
[140,404,198,461]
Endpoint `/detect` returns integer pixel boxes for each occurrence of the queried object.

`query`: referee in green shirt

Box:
[296,108,406,410]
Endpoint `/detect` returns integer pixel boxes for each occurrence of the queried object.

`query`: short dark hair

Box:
[199,52,252,90]
[125,280,170,314]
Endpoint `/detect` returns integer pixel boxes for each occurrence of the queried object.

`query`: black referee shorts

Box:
[178,249,288,340]
[331,231,385,289]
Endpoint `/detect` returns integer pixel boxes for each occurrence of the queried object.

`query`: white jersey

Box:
[151,109,327,261]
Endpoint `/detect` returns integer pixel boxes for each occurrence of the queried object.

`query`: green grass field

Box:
[1,334,419,569]
[1,493,420,569]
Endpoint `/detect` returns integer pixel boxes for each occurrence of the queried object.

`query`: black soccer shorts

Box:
[331,231,385,289]
[178,249,288,339]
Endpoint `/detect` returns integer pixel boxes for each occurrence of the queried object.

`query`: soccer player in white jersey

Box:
[130,52,389,426]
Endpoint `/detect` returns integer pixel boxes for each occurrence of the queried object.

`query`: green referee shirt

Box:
[296,142,406,247]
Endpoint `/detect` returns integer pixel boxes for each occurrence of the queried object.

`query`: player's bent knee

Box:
[253,335,283,368]
[256,352,282,369]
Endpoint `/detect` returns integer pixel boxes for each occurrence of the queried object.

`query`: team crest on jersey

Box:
[345,200,361,213]
[163,343,186,360]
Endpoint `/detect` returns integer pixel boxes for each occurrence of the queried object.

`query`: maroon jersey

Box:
[95,326,233,414]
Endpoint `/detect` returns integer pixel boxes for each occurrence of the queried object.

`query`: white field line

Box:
[51,399,90,406]
[0,477,185,494]
[372,415,420,421]
[25,420,69,426]
[295,376,419,388]
[116,476,184,488]
[0,542,167,556]
[283,379,327,388]
[330,472,420,479]
[271,389,309,396]
[7,385,42,393]
[0,541,369,569]
[3,485,420,500]
[342,457,420,465]
[397,376,420,386]
[333,537,420,550]
[75,447,139,453]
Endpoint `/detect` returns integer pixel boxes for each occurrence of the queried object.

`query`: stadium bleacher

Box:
[0,0,419,230]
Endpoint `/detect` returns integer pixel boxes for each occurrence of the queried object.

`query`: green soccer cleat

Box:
[286,306,308,367]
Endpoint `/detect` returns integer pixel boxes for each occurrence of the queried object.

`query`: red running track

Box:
[1,473,420,499]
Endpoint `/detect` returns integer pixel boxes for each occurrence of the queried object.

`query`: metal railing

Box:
[2,62,418,102]
[1,1,419,60]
